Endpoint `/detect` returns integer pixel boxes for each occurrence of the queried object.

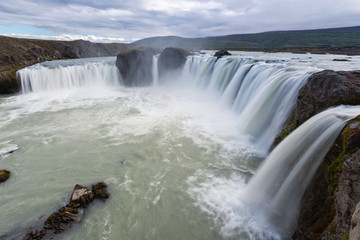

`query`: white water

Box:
[18,57,121,93]
[1,51,359,239]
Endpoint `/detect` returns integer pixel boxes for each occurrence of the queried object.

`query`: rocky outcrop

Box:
[0,169,10,183]
[350,202,360,240]
[214,49,231,59]
[158,47,187,79]
[276,70,360,239]
[0,36,136,94]
[23,182,109,240]
[278,70,360,142]
[116,46,159,86]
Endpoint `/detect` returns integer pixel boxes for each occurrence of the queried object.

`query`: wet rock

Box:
[0,169,10,183]
[320,149,360,239]
[333,58,350,62]
[92,182,110,200]
[277,70,360,239]
[278,70,360,143]
[293,116,360,239]
[23,182,109,240]
[70,184,94,207]
[350,202,360,240]
[214,49,231,59]
[158,47,187,79]
[116,46,159,86]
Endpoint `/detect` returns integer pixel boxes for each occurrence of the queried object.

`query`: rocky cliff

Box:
[0,36,135,94]
[115,47,188,86]
[276,70,360,239]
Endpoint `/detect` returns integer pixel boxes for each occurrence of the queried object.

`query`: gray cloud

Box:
[0,0,359,41]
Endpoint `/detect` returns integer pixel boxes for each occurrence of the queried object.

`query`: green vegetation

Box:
[134,26,360,52]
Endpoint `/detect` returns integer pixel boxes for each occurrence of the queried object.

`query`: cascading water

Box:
[243,105,360,238]
[180,56,309,153]
[18,57,121,93]
[2,52,359,240]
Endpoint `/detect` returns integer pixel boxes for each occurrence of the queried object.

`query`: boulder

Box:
[69,184,94,207]
[157,47,187,79]
[0,169,10,183]
[116,46,159,86]
[214,49,231,59]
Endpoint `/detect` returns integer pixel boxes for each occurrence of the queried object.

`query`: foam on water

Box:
[2,52,360,239]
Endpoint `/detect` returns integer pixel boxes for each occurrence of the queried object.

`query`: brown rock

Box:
[0,169,10,183]
[293,70,360,126]
[92,182,110,200]
[70,184,94,207]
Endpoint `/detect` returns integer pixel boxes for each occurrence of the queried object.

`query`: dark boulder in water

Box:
[214,49,231,59]
[69,184,94,206]
[158,47,187,79]
[0,169,10,183]
[116,46,159,86]
[23,182,109,240]
[92,182,110,200]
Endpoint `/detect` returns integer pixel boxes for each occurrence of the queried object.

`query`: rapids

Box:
[1,51,360,239]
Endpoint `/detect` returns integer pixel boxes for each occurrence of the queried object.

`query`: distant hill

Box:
[0,36,135,93]
[134,26,360,50]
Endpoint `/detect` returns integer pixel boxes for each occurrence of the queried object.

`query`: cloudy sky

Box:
[0,0,359,43]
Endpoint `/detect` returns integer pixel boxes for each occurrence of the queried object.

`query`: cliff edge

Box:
[276,70,360,239]
[0,36,135,94]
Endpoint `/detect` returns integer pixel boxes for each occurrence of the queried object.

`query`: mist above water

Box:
[1,51,360,239]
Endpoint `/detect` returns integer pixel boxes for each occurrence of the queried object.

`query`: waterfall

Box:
[180,56,309,153]
[243,105,360,238]
[18,57,121,93]
[152,55,159,86]
[17,55,310,152]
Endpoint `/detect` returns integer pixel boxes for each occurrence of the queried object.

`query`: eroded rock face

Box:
[350,202,360,240]
[274,70,360,239]
[0,169,10,183]
[291,70,360,127]
[116,46,158,86]
[321,149,360,239]
[157,47,187,79]
[293,116,360,239]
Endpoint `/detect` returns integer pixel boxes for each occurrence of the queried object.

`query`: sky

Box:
[0,0,359,43]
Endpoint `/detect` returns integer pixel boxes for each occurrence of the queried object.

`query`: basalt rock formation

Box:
[275,70,360,239]
[277,70,360,143]
[116,46,159,86]
[158,47,187,80]
[0,35,135,94]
